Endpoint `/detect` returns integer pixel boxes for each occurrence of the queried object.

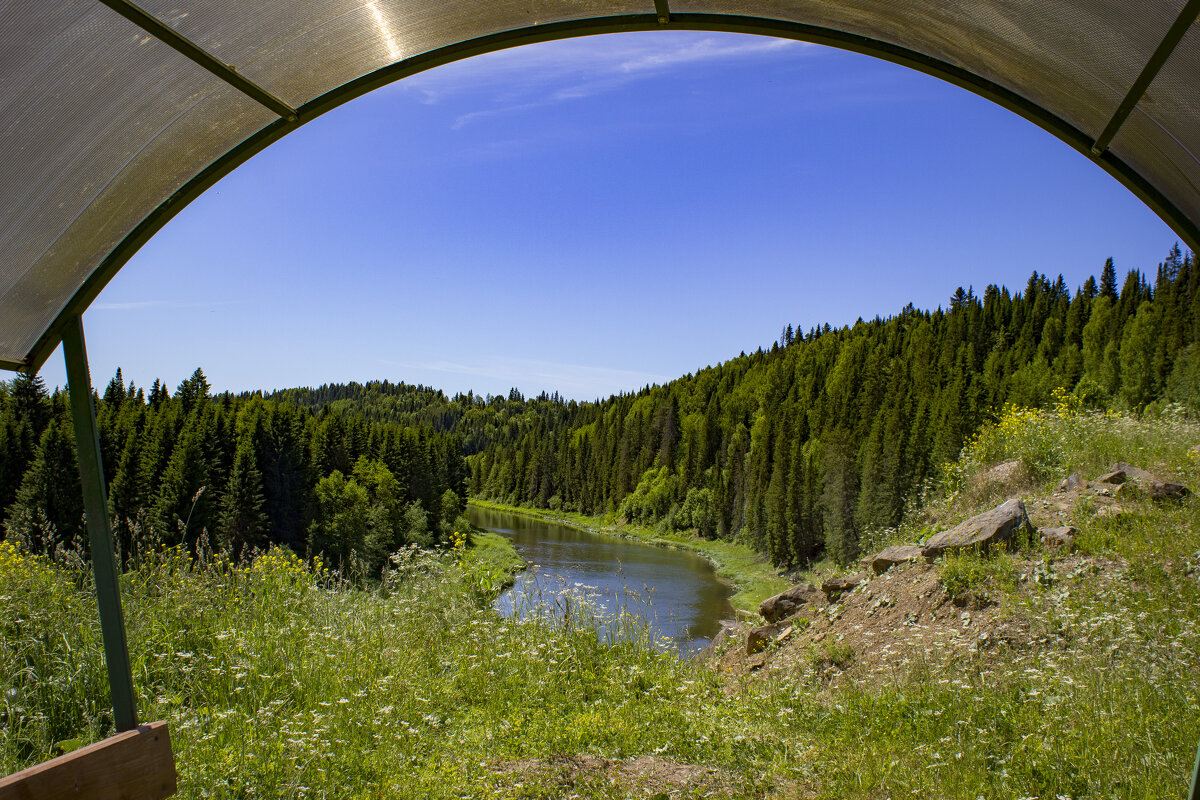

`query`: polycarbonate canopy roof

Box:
[2,1,1199,371]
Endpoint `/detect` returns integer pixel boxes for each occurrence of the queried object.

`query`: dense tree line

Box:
[0,369,468,573]
[271,382,571,457]
[279,249,1199,569]
[5,250,1195,572]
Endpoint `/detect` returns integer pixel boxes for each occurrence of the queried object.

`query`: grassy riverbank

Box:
[3,407,1199,798]
[2,542,779,798]
[461,529,526,591]
[468,498,789,616]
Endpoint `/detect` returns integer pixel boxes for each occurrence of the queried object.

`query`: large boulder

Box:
[972,459,1026,492]
[1147,481,1189,500]
[1058,473,1086,492]
[1094,504,1130,520]
[1095,469,1126,485]
[1106,462,1189,500]
[871,545,924,575]
[746,623,782,655]
[1111,462,1157,482]
[759,583,817,623]
[922,498,1031,559]
[696,620,739,661]
[821,573,867,600]
[1040,525,1078,551]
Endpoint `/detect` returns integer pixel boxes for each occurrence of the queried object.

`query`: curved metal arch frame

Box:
[14,11,1200,373]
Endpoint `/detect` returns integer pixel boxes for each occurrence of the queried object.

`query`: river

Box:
[467,506,735,656]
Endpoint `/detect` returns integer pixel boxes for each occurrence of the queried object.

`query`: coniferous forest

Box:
[274,249,1200,568]
[1,248,1197,570]
[0,368,469,573]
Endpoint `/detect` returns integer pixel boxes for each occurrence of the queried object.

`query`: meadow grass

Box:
[945,391,1200,503]
[3,406,1200,797]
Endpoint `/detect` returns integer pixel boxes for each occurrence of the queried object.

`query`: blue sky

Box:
[39,31,1180,400]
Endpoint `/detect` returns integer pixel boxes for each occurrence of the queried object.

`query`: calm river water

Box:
[467,506,735,656]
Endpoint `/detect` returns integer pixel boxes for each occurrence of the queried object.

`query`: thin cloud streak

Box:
[616,36,796,72]
[400,32,811,126]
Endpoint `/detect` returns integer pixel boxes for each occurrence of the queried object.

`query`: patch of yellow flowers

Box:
[0,538,55,584]
[237,547,323,593]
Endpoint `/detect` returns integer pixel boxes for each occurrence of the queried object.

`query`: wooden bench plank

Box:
[0,721,176,800]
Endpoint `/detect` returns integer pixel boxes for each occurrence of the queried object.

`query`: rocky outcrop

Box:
[696,621,739,661]
[1102,462,1189,500]
[1095,469,1126,485]
[973,460,1026,491]
[871,545,924,575]
[821,573,867,600]
[1111,462,1156,482]
[1094,504,1130,519]
[952,589,992,610]
[1115,481,1143,501]
[922,498,1031,559]
[1040,525,1078,551]
[1058,473,1086,492]
[746,623,782,655]
[759,583,817,623]
[1147,480,1189,500]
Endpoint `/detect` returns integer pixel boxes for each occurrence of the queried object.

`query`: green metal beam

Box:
[97,0,298,122]
[653,0,670,25]
[1190,738,1200,800]
[1091,0,1200,155]
[62,315,139,733]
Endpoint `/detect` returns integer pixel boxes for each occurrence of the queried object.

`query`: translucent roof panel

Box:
[2,1,1199,370]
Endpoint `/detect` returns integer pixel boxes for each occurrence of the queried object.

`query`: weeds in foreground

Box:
[946,390,1200,498]
[4,399,1200,798]
[3,525,1199,798]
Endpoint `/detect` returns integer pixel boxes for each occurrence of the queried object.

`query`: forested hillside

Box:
[0,369,468,572]
[280,249,1199,569]
[4,250,1195,572]
[271,381,572,456]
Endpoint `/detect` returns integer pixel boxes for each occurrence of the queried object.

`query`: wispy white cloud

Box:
[615,36,796,73]
[450,101,543,131]
[398,32,811,127]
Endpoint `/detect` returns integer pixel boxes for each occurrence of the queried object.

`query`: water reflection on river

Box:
[467,506,735,656]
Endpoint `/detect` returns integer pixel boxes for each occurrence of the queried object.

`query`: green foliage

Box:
[675,485,716,538]
[5,418,83,554]
[937,549,1020,597]
[951,388,1200,495]
[390,250,1199,573]
[811,640,855,670]
[0,369,468,572]
[617,467,677,525]
[5,463,1200,800]
[1166,344,1200,413]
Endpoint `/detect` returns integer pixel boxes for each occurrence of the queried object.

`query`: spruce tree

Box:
[1100,257,1118,299]
[217,432,269,560]
[6,417,83,554]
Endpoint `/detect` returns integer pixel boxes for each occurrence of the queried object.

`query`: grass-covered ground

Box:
[467,498,789,616]
[457,528,526,593]
[2,401,1200,798]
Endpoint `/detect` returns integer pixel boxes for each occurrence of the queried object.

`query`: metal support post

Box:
[1190,738,1200,800]
[62,315,138,732]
